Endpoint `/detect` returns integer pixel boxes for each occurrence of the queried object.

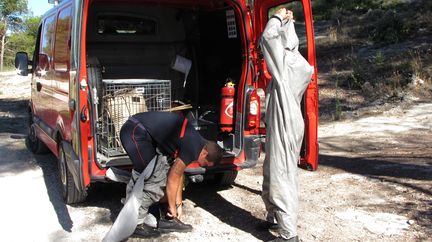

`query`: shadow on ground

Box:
[31,150,124,232]
[185,182,275,241]
[0,98,28,134]
[319,153,432,236]
[31,152,74,232]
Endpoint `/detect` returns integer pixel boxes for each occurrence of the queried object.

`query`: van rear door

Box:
[251,0,318,170]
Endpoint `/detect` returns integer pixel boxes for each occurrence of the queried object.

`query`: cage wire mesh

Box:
[98,79,171,157]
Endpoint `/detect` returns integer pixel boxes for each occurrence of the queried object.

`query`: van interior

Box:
[85,0,244,164]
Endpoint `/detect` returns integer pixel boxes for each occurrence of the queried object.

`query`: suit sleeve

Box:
[260,14,285,84]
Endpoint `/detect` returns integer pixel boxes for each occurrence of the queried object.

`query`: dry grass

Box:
[410,50,431,84]
[315,0,432,121]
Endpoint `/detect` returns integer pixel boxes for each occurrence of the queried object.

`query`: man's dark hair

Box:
[204,140,224,165]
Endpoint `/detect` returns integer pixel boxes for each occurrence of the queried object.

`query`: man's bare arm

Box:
[176,174,184,219]
[166,158,186,218]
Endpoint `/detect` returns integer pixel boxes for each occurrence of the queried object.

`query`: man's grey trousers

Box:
[103,155,170,242]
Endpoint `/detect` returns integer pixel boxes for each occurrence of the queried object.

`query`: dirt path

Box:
[0,71,430,241]
[302,103,432,241]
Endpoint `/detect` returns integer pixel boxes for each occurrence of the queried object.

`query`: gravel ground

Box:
[0,71,431,242]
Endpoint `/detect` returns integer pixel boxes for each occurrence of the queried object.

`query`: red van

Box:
[16,0,318,204]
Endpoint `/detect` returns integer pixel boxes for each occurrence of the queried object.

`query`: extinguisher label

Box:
[224,100,234,118]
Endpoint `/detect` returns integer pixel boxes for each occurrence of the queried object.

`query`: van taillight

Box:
[248,90,260,130]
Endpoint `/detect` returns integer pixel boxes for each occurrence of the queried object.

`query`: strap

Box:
[180,118,188,138]
[142,155,158,180]
[173,118,189,159]
[270,14,283,25]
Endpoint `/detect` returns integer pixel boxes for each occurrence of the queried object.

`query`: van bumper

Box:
[184,135,261,175]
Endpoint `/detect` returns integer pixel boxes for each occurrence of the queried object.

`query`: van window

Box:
[97,14,156,35]
[32,26,42,71]
[41,15,56,59]
[54,6,72,71]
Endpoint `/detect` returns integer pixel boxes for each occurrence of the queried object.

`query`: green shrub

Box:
[334,80,342,120]
[363,9,385,23]
[371,51,385,66]
[313,0,381,20]
[347,55,367,89]
[370,10,411,44]
[4,32,34,67]
[381,0,406,8]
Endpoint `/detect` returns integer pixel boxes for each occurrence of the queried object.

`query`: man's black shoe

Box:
[133,223,161,238]
[267,236,299,242]
[158,217,193,233]
[256,221,279,231]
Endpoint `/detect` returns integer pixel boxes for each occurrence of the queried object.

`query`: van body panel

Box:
[299,0,319,170]
[78,0,92,187]
[26,0,318,201]
[52,4,74,142]
[34,14,56,133]
[34,122,58,156]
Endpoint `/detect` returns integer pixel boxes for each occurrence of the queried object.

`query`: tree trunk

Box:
[0,20,7,72]
[0,33,5,72]
[0,19,8,71]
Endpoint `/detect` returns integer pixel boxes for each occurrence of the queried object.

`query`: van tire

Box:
[58,144,87,204]
[27,114,49,154]
[214,170,238,186]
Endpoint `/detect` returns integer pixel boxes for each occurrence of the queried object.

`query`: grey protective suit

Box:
[260,15,314,239]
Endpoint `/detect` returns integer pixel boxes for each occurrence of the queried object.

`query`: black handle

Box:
[36,82,42,92]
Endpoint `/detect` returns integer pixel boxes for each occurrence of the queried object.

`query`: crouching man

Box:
[108,111,223,240]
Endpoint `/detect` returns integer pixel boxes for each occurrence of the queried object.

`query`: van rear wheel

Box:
[214,170,238,186]
[58,144,87,204]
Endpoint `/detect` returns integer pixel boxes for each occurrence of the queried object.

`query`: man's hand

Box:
[176,202,183,220]
[166,158,186,218]
[275,7,293,21]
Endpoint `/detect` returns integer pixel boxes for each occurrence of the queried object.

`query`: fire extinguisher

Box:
[220,79,235,132]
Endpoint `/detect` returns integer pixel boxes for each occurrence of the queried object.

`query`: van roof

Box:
[40,0,236,20]
[91,0,229,8]
[41,1,68,18]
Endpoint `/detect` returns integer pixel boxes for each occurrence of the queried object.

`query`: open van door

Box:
[252,0,318,170]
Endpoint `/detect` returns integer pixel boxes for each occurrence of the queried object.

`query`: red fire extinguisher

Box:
[220,79,235,132]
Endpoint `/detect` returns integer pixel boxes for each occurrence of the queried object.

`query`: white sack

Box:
[103,156,158,242]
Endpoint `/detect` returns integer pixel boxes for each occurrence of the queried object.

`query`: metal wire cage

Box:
[98,79,171,157]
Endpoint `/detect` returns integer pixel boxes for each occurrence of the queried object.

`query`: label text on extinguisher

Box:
[224,100,234,118]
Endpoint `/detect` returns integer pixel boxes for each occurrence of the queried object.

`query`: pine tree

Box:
[0,0,28,71]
